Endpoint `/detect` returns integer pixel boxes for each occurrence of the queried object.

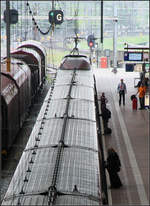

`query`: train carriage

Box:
[1,58,31,150]
[10,49,40,99]
[18,40,47,83]
[2,54,102,205]
[0,40,46,151]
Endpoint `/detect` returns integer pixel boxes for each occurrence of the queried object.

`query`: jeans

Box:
[119,90,125,105]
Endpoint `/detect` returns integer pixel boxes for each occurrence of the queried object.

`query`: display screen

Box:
[128,53,142,61]
[124,52,143,61]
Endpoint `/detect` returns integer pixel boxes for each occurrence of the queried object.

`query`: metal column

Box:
[100,0,103,56]
[112,1,118,73]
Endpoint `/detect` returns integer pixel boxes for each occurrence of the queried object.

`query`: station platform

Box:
[94,67,149,205]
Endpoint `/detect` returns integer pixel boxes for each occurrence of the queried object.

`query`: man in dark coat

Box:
[105,148,122,188]
[101,104,111,133]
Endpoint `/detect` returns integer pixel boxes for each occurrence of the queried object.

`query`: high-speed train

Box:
[2,54,103,205]
[1,40,46,152]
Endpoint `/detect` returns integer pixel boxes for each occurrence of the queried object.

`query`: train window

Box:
[60,56,91,70]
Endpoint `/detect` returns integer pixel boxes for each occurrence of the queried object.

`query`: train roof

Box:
[64,54,88,58]
[60,55,91,70]
[1,59,30,105]
[18,40,47,58]
[18,40,47,56]
[2,69,101,205]
[10,50,39,71]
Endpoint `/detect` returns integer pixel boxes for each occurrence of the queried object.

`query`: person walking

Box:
[136,83,146,109]
[105,148,122,189]
[117,79,127,106]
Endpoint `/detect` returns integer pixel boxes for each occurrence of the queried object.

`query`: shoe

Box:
[139,108,142,110]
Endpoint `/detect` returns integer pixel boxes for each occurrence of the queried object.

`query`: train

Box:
[2,54,103,205]
[1,40,47,152]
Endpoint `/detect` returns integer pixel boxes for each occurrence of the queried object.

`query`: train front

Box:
[59,55,91,70]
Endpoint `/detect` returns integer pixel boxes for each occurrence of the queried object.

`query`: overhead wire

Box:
[26,1,52,36]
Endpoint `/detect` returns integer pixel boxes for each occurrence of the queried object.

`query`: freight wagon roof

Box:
[18,40,47,58]
[2,66,102,206]
[2,192,100,205]
[25,117,97,150]
[55,70,94,87]
[2,147,100,205]
[10,50,39,71]
[60,55,91,70]
[1,59,30,87]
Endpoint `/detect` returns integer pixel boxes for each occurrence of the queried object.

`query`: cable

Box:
[26,2,52,36]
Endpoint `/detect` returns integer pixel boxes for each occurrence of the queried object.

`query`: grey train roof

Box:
[2,69,102,205]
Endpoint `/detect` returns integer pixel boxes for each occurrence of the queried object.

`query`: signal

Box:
[87,34,95,48]
[4,9,18,24]
[49,10,63,25]
[89,41,94,47]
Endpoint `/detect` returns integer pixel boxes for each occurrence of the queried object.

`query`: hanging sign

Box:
[49,10,63,25]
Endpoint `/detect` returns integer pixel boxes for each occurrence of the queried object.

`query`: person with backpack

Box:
[100,92,108,110]
[101,104,111,134]
[105,148,122,189]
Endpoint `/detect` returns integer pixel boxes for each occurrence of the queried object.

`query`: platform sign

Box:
[124,51,143,61]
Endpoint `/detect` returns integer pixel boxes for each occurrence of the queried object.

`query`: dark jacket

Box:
[106,151,121,172]
[101,107,111,121]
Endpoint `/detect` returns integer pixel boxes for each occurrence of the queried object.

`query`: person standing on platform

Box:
[101,104,111,133]
[100,92,108,110]
[136,83,146,110]
[117,79,127,106]
[105,148,122,189]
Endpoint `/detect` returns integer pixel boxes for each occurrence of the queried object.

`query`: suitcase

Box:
[132,97,137,110]
[104,127,112,134]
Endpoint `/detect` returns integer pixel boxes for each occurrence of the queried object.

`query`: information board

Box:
[128,53,142,61]
[124,51,143,61]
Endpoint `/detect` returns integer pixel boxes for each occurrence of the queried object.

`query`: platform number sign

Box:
[49,10,63,25]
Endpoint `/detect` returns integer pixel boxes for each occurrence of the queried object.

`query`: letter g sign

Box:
[49,10,63,25]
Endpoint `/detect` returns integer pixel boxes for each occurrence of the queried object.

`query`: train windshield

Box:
[60,55,91,70]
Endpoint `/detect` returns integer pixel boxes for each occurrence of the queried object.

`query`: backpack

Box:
[106,109,111,119]
[104,127,112,135]
[115,154,121,172]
